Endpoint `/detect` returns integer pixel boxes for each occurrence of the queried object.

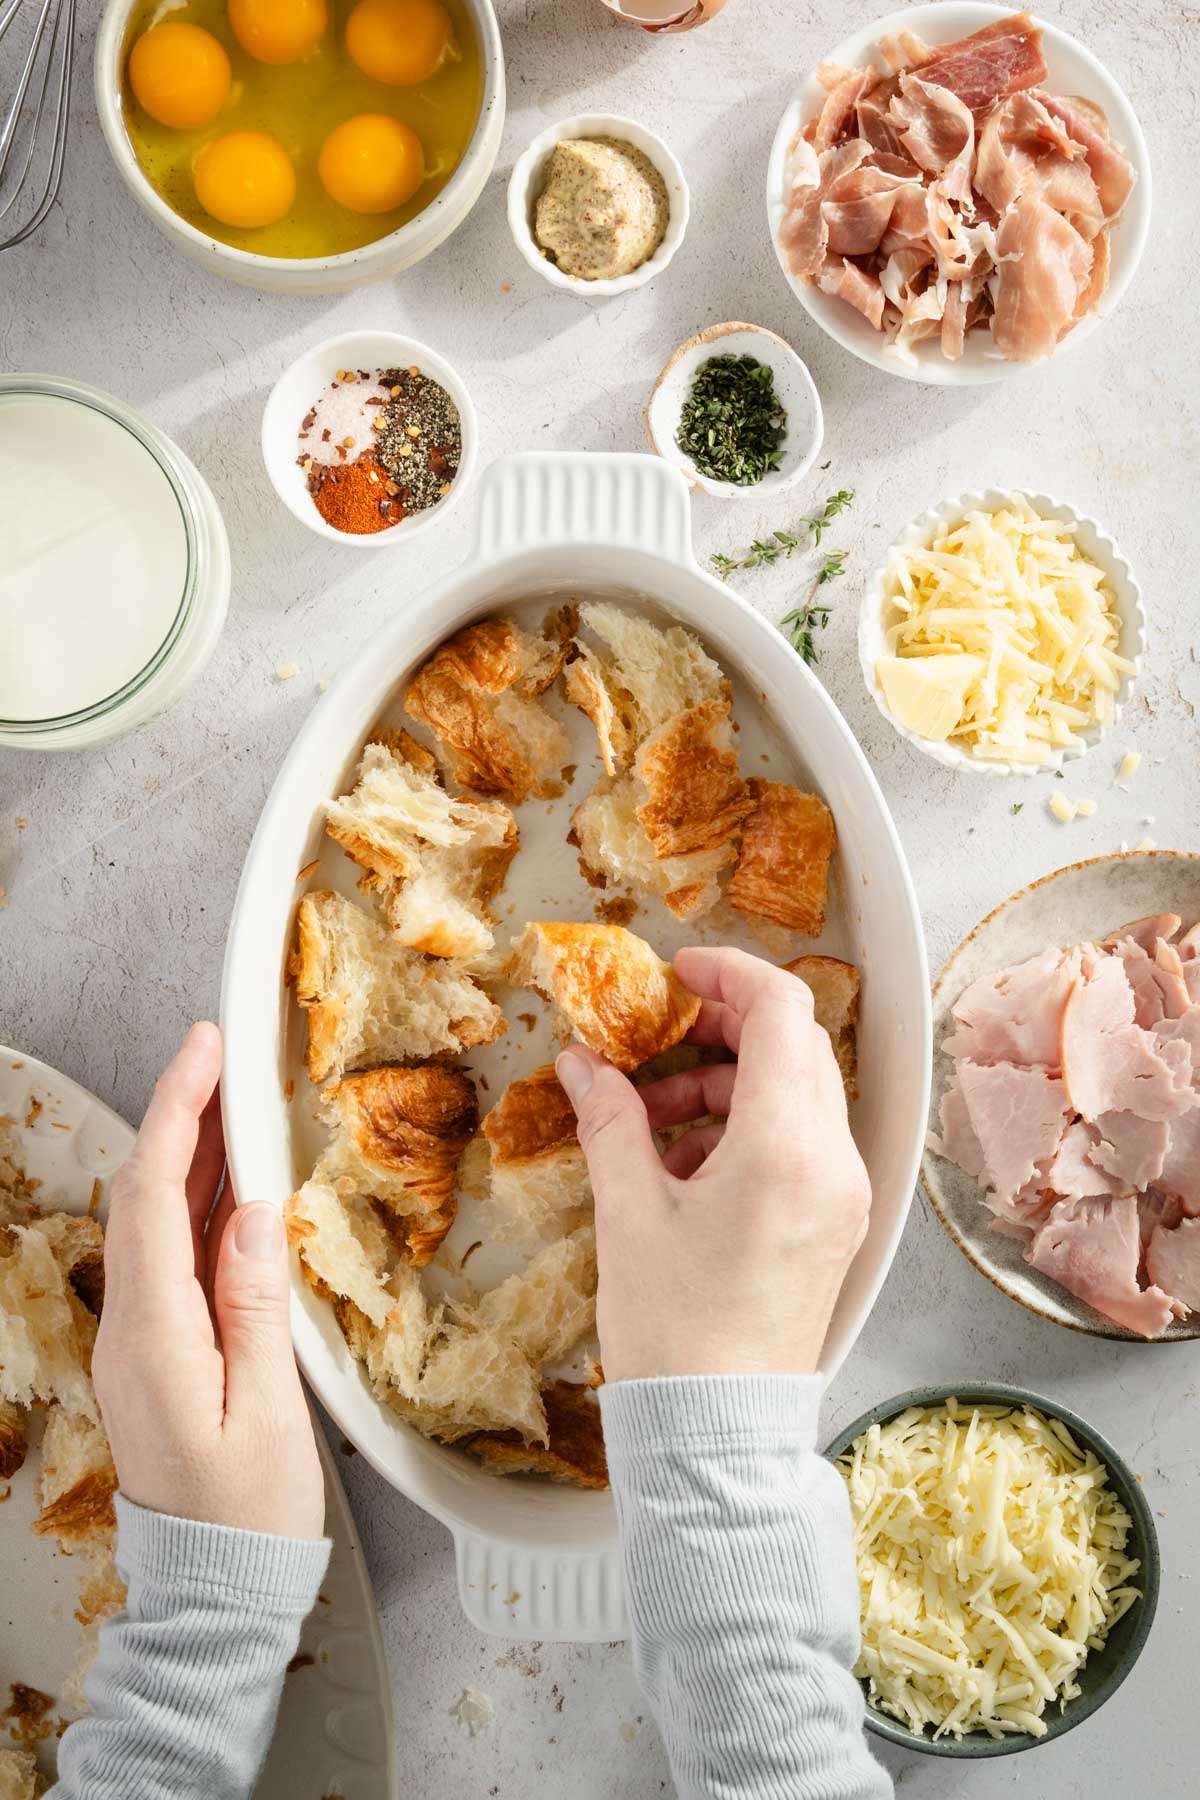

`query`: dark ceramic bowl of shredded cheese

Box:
[824,1383,1160,1758]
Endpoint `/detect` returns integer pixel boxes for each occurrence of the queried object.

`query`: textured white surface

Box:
[2,0,1198,1794]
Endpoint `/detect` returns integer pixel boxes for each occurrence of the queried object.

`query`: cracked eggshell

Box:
[599,0,728,32]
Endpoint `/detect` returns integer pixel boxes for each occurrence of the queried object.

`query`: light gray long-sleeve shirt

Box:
[49,1375,890,1800]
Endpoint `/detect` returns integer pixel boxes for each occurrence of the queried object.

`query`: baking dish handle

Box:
[454,1529,627,1642]
[475,450,695,569]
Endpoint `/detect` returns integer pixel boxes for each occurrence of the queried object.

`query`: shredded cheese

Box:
[1049,793,1077,823]
[876,499,1132,766]
[838,1400,1140,1742]
[1116,749,1141,786]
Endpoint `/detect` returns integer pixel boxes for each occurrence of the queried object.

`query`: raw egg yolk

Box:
[318,115,425,214]
[227,0,327,66]
[194,131,297,228]
[128,23,231,131]
[345,0,453,86]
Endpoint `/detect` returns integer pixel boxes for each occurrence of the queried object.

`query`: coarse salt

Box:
[301,378,390,466]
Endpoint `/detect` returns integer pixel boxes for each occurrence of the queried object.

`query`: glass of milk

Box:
[0,376,230,750]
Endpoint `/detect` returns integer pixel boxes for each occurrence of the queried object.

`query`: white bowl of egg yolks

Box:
[94,0,505,295]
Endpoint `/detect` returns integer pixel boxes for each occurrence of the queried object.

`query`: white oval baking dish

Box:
[220,451,931,1641]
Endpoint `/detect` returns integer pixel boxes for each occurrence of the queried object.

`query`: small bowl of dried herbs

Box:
[646,321,823,502]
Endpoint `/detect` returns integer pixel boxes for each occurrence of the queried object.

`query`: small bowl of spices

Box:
[646,322,824,502]
[508,112,689,297]
[262,330,476,547]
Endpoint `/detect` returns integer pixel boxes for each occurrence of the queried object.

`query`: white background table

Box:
[4,1,1198,1793]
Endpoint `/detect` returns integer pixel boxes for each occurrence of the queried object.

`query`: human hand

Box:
[555,946,871,1382]
[93,1022,325,1540]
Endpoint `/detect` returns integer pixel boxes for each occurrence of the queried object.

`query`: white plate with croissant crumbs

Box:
[221,451,931,1643]
[0,1050,394,1798]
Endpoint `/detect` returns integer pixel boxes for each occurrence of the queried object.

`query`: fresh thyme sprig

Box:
[710,489,855,578]
[779,552,850,666]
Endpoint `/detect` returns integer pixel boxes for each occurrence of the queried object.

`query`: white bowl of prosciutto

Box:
[765,4,1151,383]
[924,852,1200,1342]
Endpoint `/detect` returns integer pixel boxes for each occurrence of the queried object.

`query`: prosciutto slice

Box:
[1040,93,1136,221]
[1146,1215,1200,1314]
[975,91,1103,239]
[779,12,1133,366]
[812,68,874,153]
[1026,1196,1177,1339]
[823,165,924,257]
[889,74,976,206]
[815,255,885,329]
[911,12,1046,112]
[992,193,1093,363]
[780,138,871,278]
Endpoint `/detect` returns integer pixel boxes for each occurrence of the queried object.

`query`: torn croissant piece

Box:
[0,1396,27,1481]
[509,922,701,1072]
[564,600,730,774]
[729,780,837,937]
[465,1380,609,1490]
[404,615,571,802]
[314,1065,478,1265]
[0,1220,100,1424]
[34,1405,117,1549]
[303,1194,597,1446]
[783,955,861,1100]
[571,700,750,920]
[0,1747,43,1799]
[478,1065,592,1245]
[325,733,518,960]
[467,1226,596,1367]
[289,891,504,1084]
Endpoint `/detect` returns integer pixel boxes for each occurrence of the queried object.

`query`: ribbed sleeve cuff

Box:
[600,1373,825,1457]
[115,1494,331,1609]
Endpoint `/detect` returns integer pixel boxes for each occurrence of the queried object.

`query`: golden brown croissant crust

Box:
[465,1380,608,1489]
[729,780,836,936]
[782,954,860,1100]
[482,1064,578,1167]
[634,698,753,860]
[511,921,701,1073]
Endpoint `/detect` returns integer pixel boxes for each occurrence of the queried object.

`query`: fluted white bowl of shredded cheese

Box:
[826,1388,1157,1757]
[859,492,1144,776]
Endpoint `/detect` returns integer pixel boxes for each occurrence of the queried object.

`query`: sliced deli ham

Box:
[1026,1196,1177,1339]
[1146,1215,1200,1314]
[1060,953,1193,1123]
[943,946,1075,1069]
[955,1060,1069,1199]
[931,918,1200,1337]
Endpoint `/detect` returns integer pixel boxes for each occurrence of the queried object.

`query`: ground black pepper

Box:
[373,366,462,514]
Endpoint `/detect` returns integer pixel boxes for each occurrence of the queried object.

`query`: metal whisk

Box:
[0,0,74,254]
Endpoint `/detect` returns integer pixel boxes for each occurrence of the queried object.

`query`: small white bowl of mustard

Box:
[507,111,690,297]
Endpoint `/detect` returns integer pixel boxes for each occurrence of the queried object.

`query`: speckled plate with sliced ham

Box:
[924,852,1200,1341]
